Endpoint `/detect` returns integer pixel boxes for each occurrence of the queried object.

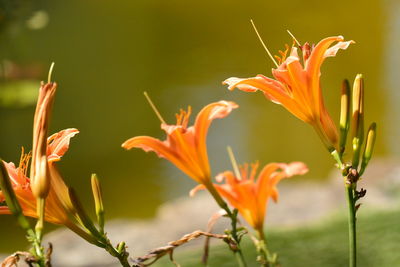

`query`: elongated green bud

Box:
[117,242,126,253]
[359,123,377,176]
[91,174,104,233]
[351,74,364,168]
[339,79,351,155]
[0,160,31,231]
[68,187,104,243]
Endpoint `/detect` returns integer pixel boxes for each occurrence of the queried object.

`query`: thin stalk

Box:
[83,222,130,266]
[86,227,130,266]
[331,154,357,267]
[32,197,46,267]
[205,182,247,267]
[345,186,357,267]
[35,198,45,240]
[26,228,46,267]
[255,229,275,267]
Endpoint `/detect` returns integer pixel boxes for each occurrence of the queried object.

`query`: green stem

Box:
[234,251,247,267]
[331,152,357,267]
[35,198,45,241]
[345,186,357,267]
[81,222,130,266]
[26,228,46,267]
[205,182,247,267]
[255,229,275,267]
[104,242,130,267]
[87,229,130,267]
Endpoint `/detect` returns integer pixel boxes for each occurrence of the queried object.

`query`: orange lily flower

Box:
[224,36,354,151]
[0,129,79,226]
[0,79,99,245]
[122,101,238,185]
[191,161,308,233]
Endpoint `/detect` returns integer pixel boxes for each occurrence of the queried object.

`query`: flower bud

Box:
[31,156,50,199]
[339,79,351,155]
[30,81,57,199]
[91,173,104,232]
[359,123,377,176]
[351,74,364,168]
[0,161,23,217]
[68,187,103,240]
[117,242,126,253]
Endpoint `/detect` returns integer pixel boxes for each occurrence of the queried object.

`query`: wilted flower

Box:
[224,36,354,151]
[122,101,238,186]
[191,161,308,233]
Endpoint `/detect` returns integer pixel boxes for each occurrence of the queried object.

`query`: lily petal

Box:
[122,135,199,181]
[204,161,307,231]
[305,36,353,116]
[193,101,238,176]
[47,128,79,163]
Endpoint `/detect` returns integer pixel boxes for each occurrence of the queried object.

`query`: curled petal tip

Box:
[215,172,225,183]
[223,77,263,93]
[217,100,239,110]
[121,141,129,149]
[222,77,241,91]
[189,184,205,197]
[283,162,309,176]
[121,138,138,150]
[47,128,80,163]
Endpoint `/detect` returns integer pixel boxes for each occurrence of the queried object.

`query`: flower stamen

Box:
[287,30,301,46]
[250,19,279,68]
[48,62,55,83]
[227,146,242,181]
[143,91,167,124]
[18,147,31,177]
[175,106,192,128]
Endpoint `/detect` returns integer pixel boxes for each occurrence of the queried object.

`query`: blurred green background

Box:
[0,0,396,253]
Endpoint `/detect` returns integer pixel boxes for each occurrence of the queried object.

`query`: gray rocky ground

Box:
[1,158,400,266]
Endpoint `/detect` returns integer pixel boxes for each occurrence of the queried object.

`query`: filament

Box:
[250,19,279,68]
[143,91,167,124]
[227,146,242,181]
[287,30,301,46]
[48,62,55,83]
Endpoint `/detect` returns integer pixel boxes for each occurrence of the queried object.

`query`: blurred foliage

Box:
[154,208,400,267]
[0,80,38,107]
[0,0,34,34]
